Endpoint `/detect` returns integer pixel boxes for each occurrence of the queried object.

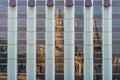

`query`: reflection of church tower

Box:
[94,20,102,53]
[93,20,102,80]
[37,45,45,73]
[37,8,83,76]
[74,20,83,76]
[94,20,102,46]
[55,8,64,56]
[113,57,120,73]
[94,20,102,58]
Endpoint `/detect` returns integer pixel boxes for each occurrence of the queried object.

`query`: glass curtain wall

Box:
[0,0,120,80]
[55,0,64,80]
[75,0,83,80]
[0,0,8,79]
[17,0,27,79]
[112,0,120,79]
[93,0,102,80]
[36,0,45,80]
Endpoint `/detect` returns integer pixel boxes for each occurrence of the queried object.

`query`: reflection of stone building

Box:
[37,8,83,76]
[36,8,120,80]
[93,21,102,80]
[55,8,64,57]
[37,45,45,73]
[113,57,120,73]
[37,9,107,78]
[93,21,102,66]
[55,8,64,73]
[93,21,120,80]
[113,57,120,79]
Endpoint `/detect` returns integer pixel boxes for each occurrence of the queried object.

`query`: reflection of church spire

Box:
[94,20,100,39]
[55,8,61,18]
[93,20,102,45]
[55,8,64,56]
[55,8,63,27]
[94,20,102,78]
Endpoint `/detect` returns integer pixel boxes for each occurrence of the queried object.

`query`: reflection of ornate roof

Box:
[55,8,61,18]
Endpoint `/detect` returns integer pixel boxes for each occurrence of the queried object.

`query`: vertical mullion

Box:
[64,0,75,80]
[45,0,55,80]
[102,0,112,80]
[7,0,17,80]
[26,0,36,80]
[84,0,93,80]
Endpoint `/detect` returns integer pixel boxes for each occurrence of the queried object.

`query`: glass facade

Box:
[0,0,8,79]
[17,0,27,79]
[112,0,120,80]
[0,0,119,80]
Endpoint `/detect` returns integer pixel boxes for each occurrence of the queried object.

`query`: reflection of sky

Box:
[0,32,7,40]
[0,6,7,12]
[0,0,120,56]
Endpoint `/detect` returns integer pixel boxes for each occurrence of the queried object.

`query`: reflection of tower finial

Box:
[75,20,78,27]
[55,7,64,56]
[93,20,102,45]
[55,8,61,19]
[94,20,99,39]
[55,8,63,27]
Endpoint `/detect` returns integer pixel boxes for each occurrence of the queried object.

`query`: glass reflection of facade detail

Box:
[0,0,120,80]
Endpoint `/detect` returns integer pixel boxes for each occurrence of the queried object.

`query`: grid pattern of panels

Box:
[0,0,119,80]
[0,0,8,79]
[17,0,27,79]
[93,0,102,80]
[75,0,83,80]
[112,0,120,80]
